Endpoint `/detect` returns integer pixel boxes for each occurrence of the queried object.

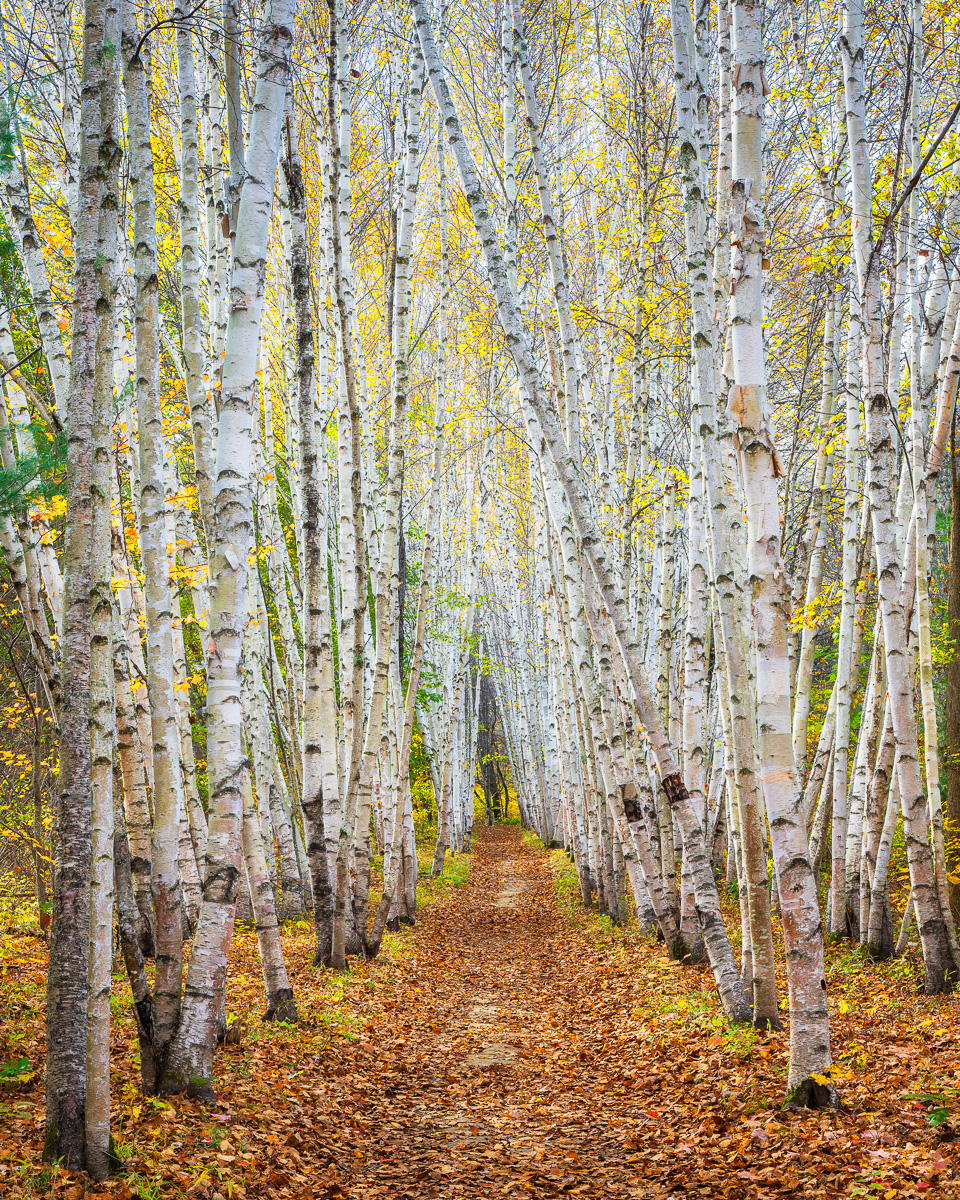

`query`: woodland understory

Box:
[1,0,960,1187]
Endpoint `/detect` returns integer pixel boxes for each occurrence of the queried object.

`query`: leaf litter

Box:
[1,824,958,1198]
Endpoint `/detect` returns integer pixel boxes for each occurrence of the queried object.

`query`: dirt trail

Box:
[11,824,955,1197]
[338,824,649,1197]
[294,827,954,1200]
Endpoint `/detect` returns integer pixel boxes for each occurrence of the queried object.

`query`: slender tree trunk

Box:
[44,0,111,1164]
[241,771,298,1021]
[282,85,335,965]
[351,47,425,940]
[163,0,296,1094]
[368,394,446,951]
[175,7,216,542]
[121,6,187,1089]
[722,0,835,1094]
[947,447,960,922]
[327,0,368,972]
[85,0,121,1170]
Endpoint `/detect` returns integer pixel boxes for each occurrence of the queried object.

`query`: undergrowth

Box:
[520,831,638,955]
[417,852,471,903]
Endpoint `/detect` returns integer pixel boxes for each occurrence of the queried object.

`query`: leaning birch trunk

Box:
[0,393,60,715]
[542,454,683,950]
[0,139,72,423]
[121,7,186,1090]
[412,0,749,1024]
[841,0,953,992]
[163,0,296,1094]
[44,0,108,1164]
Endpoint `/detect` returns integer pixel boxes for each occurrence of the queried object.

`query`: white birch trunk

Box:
[841,0,953,991]
[121,9,187,1089]
[164,0,296,1093]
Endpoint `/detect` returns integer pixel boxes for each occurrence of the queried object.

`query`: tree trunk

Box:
[947,447,960,923]
[121,4,187,1089]
[84,0,121,1170]
[163,0,297,1094]
[44,0,111,1165]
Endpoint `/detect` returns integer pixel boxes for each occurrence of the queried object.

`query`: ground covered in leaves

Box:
[2,824,960,1198]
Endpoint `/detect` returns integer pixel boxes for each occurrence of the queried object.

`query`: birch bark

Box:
[85,0,121,1170]
[283,80,334,965]
[121,7,187,1085]
[164,0,297,1093]
[44,0,110,1163]
[666,0,832,1082]
[349,46,425,948]
[829,278,862,934]
[841,0,954,990]
[175,7,217,542]
[240,768,298,1021]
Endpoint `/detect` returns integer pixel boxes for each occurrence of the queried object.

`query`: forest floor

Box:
[2,824,960,1199]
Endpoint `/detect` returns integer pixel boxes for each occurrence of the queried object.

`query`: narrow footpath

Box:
[284,826,955,1200]
[347,823,659,1197]
[80,825,957,1200]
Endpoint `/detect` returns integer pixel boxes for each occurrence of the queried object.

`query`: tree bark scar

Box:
[788,1074,838,1111]
[661,771,690,808]
[622,790,642,826]
[202,863,240,902]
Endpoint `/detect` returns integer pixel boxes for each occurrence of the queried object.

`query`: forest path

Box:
[8,825,956,1196]
[304,828,952,1199]
[337,823,659,1198]
[300,822,808,1200]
